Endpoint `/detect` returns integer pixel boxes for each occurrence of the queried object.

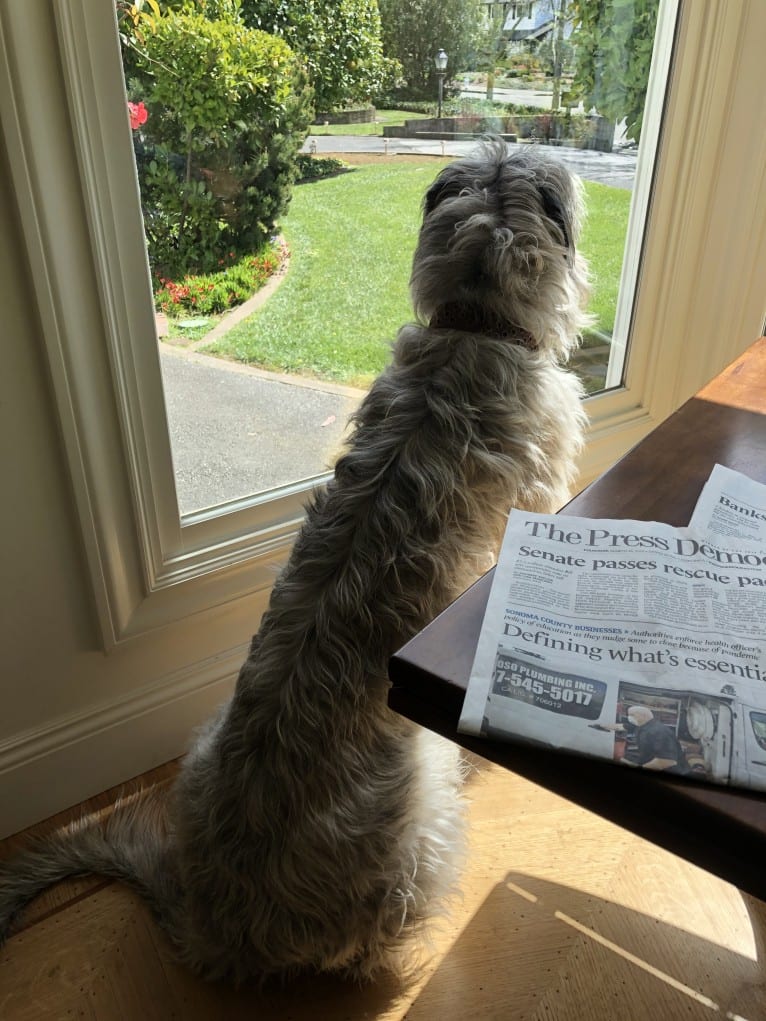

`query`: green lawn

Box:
[204,160,631,389]
[579,180,631,339]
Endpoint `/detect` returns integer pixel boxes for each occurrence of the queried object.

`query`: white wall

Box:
[0,149,262,834]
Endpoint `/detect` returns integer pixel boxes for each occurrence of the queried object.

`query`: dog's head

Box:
[410,138,591,361]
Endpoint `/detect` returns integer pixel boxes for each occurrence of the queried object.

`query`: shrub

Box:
[376,98,438,115]
[133,138,223,279]
[128,7,312,278]
[376,97,544,118]
[295,154,350,182]
[238,0,394,113]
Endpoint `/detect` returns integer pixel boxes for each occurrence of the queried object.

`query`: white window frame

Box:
[1,0,765,651]
[588,0,766,476]
[0,0,313,648]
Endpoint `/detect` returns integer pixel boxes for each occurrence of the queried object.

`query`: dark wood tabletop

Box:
[388,337,766,902]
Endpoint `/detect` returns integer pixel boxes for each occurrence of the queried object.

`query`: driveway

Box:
[161,345,363,515]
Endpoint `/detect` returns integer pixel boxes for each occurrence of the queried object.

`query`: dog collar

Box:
[429,303,538,351]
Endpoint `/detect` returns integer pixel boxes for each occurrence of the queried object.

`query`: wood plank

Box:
[1,752,764,1019]
[0,760,180,931]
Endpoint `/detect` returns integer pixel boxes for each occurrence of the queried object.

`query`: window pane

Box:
[120,0,672,515]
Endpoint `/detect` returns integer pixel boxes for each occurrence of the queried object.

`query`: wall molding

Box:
[0,644,248,838]
[0,645,246,775]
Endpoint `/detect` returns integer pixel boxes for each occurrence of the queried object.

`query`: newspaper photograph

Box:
[459,467,766,792]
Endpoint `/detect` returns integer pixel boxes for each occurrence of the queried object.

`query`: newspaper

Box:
[459,466,766,791]
[689,463,766,542]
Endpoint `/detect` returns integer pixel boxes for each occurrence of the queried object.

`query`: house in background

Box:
[480,0,574,54]
[505,0,573,46]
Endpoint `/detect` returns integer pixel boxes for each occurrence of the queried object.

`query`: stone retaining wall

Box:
[384,114,614,152]
[313,107,376,125]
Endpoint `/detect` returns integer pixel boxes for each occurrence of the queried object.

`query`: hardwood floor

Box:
[1,750,764,1020]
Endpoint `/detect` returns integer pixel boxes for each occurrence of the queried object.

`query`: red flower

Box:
[128,101,148,131]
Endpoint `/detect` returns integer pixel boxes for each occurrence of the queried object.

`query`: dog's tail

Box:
[0,787,179,947]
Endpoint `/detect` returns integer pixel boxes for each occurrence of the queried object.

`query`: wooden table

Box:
[388,337,766,902]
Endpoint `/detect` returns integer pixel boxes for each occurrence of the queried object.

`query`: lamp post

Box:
[434,48,448,119]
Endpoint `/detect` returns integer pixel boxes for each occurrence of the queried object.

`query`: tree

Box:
[549,0,572,111]
[378,0,482,99]
[238,0,392,113]
[473,2,513,102]
[569,0,659,142]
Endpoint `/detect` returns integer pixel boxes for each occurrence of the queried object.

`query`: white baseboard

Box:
[0,644,248,838]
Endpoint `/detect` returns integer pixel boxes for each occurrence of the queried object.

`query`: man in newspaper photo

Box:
[609,705,692,775]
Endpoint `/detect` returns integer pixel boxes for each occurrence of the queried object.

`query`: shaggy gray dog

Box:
[0,139,590,984]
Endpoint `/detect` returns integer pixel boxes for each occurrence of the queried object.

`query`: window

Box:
[126,0,665,514]
[1,0,765,651]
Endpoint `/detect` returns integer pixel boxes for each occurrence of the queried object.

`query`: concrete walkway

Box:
[161,344,363,514]
[161,136,635,514]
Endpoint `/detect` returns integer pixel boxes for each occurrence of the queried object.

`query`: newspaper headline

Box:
[459,465,766,790]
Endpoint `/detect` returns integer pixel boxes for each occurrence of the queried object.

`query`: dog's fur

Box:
[0,140,590,984]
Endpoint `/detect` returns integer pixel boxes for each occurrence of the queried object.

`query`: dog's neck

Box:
[428,302,538,351]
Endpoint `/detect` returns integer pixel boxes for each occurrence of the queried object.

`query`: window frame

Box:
[0,0,315,648]
[1,0,764,650]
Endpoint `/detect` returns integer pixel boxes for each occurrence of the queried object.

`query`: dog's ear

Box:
[539,185,573,258]
[423,175,463,217]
